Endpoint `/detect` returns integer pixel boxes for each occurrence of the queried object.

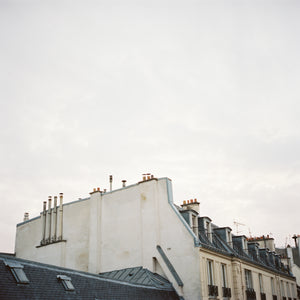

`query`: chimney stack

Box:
[181,198,200,214]
[58,193,63,240]
[109,175,113,191]
[53,196,58,242]
[47,196,52,243]
[41,201,47,244]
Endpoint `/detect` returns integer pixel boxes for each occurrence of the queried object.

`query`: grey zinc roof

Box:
[99,266,175,291]
[0,254,180,300]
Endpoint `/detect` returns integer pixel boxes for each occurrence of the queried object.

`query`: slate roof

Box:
[0,254,180,300]
[197,228,294,278]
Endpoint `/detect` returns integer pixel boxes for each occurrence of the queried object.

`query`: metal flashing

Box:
[156,245,183,287]
[165,178,200,246]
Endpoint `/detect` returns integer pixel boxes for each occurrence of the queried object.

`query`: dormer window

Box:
[57,275,75,291]
[4,260,29,284]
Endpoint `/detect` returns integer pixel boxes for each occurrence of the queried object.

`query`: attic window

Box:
[4,260,29,284]
[57,275,75,291]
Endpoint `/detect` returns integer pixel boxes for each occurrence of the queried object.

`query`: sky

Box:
[0,0,300,253]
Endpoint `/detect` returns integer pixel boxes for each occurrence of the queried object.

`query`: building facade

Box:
[15,176,298,300]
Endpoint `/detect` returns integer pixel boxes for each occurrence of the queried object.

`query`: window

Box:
[271,277,276,295]
[259,274,264,293]
[207,260,214,285]
[286,282,291,299]
[57,275,75,291]
[245,269,253,289]
[207,260,218,297]
[4,260,29,284]
[221,264,227,288]
[281,280,285,298]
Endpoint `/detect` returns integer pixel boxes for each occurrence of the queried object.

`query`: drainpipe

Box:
[58,193,63,240]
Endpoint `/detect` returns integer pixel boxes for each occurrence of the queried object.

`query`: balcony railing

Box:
[246,288,256,300]
[222,287,231,298]
[260,292,266,300]
[208,284,218,297]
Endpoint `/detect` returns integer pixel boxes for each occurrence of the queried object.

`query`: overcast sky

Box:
[1,0,300,253]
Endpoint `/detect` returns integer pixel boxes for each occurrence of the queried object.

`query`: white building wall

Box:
[14,177,297,300]
[15,178,202,299]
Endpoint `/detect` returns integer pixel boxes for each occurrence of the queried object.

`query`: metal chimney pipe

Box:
[53,196,58,242]
[58,193,63,240]
[42,201,47,244]
[122,180,126,187]
[109,175,113,191]
[47,196,52,243]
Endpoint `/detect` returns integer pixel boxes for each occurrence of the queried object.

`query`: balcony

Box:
[222,287,231,298]
[260,292,266,300]
[208,285,218,297]
[246,288,256,300]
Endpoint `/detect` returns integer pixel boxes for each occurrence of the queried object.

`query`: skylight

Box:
[4,260,29,284]
[57,275,75,291]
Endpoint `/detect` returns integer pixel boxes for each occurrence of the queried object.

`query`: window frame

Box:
[4,260,29,284]
[207,260,214,286]
[244,269,253,289]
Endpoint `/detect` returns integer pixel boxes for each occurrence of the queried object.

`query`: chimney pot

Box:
[183,200,186,205]
[97,187,100,191]
[104,189,107,193]
[122,180,127,187]
[151,174,154,179]
[147,175,151,180]
[23,212,29,222]
[93,188,96,192]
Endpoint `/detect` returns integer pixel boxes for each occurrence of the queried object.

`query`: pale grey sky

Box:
[1,0,300,252]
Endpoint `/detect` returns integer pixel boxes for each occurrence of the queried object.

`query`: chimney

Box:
[53,196,58,242]
[122,180,126,187]
[58,193,63,240]
[181,198,200,214]
[47,196,52,243]
[23,212,29,222]
[109,175,113,191]
[41,201,47,244]
[142,174,146,181]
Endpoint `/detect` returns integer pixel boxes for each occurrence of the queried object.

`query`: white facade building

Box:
[15,176,298,300]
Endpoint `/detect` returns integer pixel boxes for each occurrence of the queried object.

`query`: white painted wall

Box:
[15,177,297,300]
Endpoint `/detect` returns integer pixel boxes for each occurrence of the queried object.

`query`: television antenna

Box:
[233,220,245,235]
